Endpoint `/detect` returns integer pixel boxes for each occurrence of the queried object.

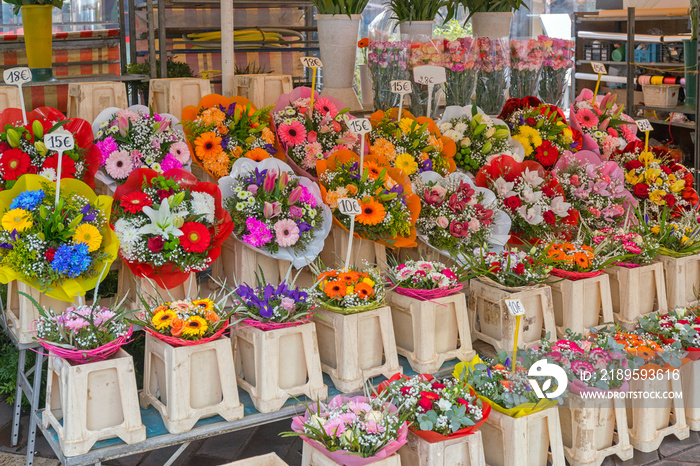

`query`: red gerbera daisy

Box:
[179,222,211,253]
[42,154,76,179]
[0,148,32,181]
[120,192,153,213]
[534,141,559,168]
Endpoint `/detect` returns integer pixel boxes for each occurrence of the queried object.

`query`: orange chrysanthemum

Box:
[354,282,375,299]
[261,127,275,145]
[199,107,226,126]
[356,198,386,225]
[244,147,271,162]
[202,147,230,178]
[345,184,358,196]
[370,138,396,160]
[324,280,347,299]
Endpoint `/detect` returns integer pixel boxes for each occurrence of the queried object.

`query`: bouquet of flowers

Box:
[475,155,578,245]
[607,330,686,370]
[553,151,634,230]
[367,39,411,111]
[613,141,697,218]
[454,352,562,417]
[413,171,510,257]
[537,36,575,108]
[544,239,624,279]
[438,105,513,174]
[386,259,464,300]
[92,105,190,190]
[0,107,100,190]
[376,373,490,441]
[286,395,408,464]
[0,175,118,301]
[233,278,314,329]
[473,37,510,116]
[316,150,419,249]
[408,38,445,119]
[590,226,659,267]
[313,266,385,314]
[510,39,545,99]
[570,90,639,159]
[272,87,361,180]
[442,37,477,107]
[499,97,579,169]
[218,158,332,268]
[368,109,456,179]
[464,247,552,288]
[130,287,234,346]
[637,308,700,360]
[642,209,700,258]
[182,95,280,180]
[111,168,233,289]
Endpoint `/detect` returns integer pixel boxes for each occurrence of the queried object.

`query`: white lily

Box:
[140,200,183,237]
[550,196,572,217]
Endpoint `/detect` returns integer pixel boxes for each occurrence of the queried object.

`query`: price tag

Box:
[636,119,653,133]
[591,62,607,75]
[390,80,412,95]
[3,67,31,86]
[412,65,447,86]
[504,298,526,316]
[338,198,361,216]
[348,118,371,135]
[300,56,323,68]
[45,130,75,152]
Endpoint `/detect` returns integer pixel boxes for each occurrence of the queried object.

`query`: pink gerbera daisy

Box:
[278,121,307,146]
[169,141,190,164]
[314,97,338,118]
[576,108,599,129]
[274,218,300,247]
[104,150,133,179]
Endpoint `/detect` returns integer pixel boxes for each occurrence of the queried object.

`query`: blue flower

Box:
[10,190,45,211]
[50,243,92,278]
[81,204,98,222]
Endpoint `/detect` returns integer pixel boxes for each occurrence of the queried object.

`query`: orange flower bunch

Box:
[314,266,384,313]
[545,241,595,271]
[613,332,665,363]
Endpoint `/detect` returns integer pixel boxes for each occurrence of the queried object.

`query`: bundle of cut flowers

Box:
[475,155,578,245]
[285,395,408,464]
[272,87,360,180]
[313,266,385,314]
[441,37,477,107]
[640,208,700,258]
[111,168,233,289]
[386,259,465,300]
[612,140,697,218]
[553,150,634,230]
[537,36,575,108]
[570,89,639,159]
[367,39,411,111]
[182,95,280,179]
[130,285,234,345]
[543,238,625,279]
[0,175,118,301]
[376,373,490,441]
[498,96,581,169]
[407,38,445,119]
[464,247,552,288]
[233,276,314,329]
[0,107,100,190]
[413,171,510,256]
[454,351,563,417]
[92,106,190,189]
[219,158,331,268]
[473,37,510,116]
[509,39,545,99]
[637,308,700,359]
[368,109,456,179]
[438,105,512,174]
[317,150,419,249]
[590,226,659,267]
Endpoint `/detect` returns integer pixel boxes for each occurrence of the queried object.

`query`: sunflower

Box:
[72,224,102,252]
[1,209,32,232]
[354,282,375,299]
[573,252,590,269]
[356,198,386,225]
[152,309,177,330]
[395,153,418,176]
[324,280,347,299]
[183,315,209,338]
[244,147,271,162]
[194,132,223,159]
[192,298,214,312]
[338,270,360,285]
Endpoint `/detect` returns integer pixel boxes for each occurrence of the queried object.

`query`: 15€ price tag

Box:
[348,118,371,135]
[390,80,412,95]
[45,130,75,152]
[504,298,526,316]
[337,198,361,217]
[636,119,653,132]
[413,65,447,86]
[3,67,31,86]
[591,62,607,75]
[300,56,323,68]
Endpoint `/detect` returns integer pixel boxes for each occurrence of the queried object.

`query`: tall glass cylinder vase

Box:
[537,36,575,107]
[408,37,444,119]
[474,37,510,116]
[443,37,478,106]
[368,39,410,111]
[510,38,544,99]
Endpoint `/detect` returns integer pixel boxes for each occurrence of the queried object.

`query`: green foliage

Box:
[310,0,369,16]
[127,58,195,95]
[448,0,529,23]
[234,62,271,75]
[3,0,63,16]
[388,0,448,24]
[434,19,472,40]
[0,333,46,410]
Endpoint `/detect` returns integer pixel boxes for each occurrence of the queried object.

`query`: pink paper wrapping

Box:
[568,103,603,155]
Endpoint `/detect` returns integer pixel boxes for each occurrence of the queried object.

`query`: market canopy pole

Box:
[221,0,235,97]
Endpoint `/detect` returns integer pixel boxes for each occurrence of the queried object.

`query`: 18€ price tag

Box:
[504,298,526,316]
[45,130,75,152]
[348,118,371,135]
[3,67,31,86]
[390,80,412,95]
[337,198,361,217]
[300,56,323,68]
[636,119,653,132]
[591,62,607,75]
[413,65,447,86]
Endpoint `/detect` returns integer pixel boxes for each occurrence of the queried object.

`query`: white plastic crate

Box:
[642,84,680,108]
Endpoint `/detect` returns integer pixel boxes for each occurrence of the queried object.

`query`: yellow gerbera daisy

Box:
[395,153,418,176]
[398,118,415,134]
[152,309,177,330]
[183,315,208,338]
[1,209,32,232]
[192,298,214,313]
[72,224,102,252]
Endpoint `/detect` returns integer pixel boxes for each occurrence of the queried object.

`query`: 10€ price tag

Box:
[3,67,31,86]
[636,119,653,132]
[413,65,447,86]
[337,198,361,217]
[300,56,323,68]
[390,80,412,95]
[45,130,75,152]
[504,298,526,316]
[348,118,371,135]
[591,62,607,75]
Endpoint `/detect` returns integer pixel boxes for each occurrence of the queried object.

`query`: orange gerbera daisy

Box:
[317,270,339,281]
[338,270,360,284]
[324,280,347,299]
[356,197,386,225]
[573,252,590,269]
[364,161,382,180]
[354,282,375,299]
[244,147,271,162]
[561,243,576,253]
[195,132,223,159]
[582,245,595,259]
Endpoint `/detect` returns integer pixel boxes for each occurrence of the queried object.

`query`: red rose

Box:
[525,117,537,127]
[543,210,556,225]
[400,386,412,396]
[45,248,57,262]
[431,382,446,390]
[542,186,555,198]
[503,172,517,182]
[147,236,165,252]
[664,194,677,207]
[0,142,10,153]
[157,188,174,201]
[489,261,502,273]
[633,184,649,198]
[456,398,470,406]
[513,263,525,275]
[671,164,684,173]
[418,398,433,412]
[504,196,522,210]
[661,166,672,175]
[625,160,643,170]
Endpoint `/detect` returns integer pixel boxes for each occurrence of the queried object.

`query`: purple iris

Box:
[422,159,433,172]
[244,168,268,185]
[81,205,98,222]
[297,221,312,233]
[388,185,406,206]
[0,243,12,249]
[519,115,525,126]
[265,144,277,154]
[221,136,230,150]
[219,103,237,117]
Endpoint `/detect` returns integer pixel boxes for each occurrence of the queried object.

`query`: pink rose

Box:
[436,216,449,228]
[468,218,481,231]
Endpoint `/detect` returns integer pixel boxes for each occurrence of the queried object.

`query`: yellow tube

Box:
[21,5,53,69]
